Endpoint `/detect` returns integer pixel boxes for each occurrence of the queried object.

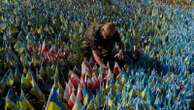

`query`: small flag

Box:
[29,68,45,101]
[86,98,94,110]
[64,82,71,101]
[81,59,90,76]
[82,85,88,106]
[76,84,83,101]
[45,83,66,110]
[67,92,76,108]
[72,98,83,110]
[113,62,121,76]
[103,68,113,81]
[69,71,80,88]
[5,88,17,110]
[17,89,35,110]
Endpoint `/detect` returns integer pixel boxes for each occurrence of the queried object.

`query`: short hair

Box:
[103,22,116,34]
[104,22,115,30]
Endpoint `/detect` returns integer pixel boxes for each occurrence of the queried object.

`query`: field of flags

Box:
[0,0,194,110]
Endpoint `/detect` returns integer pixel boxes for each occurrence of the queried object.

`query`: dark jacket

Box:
[82,23,123,59]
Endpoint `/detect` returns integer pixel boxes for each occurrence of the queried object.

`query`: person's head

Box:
[100,22,116,39]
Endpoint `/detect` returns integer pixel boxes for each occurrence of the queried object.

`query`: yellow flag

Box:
[86,99,94,110]
[5,89,17,110]
[17,90,35,110]
[83,93,89,106]
[108,97,113,107]
[47,102,61,110]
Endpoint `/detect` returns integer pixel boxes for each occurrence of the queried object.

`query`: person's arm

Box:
[114,31,124,50]
[92,50,107,69]
[114,31,124,60]
[87,27,107,69]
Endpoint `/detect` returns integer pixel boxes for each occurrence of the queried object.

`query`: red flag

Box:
[113,62,121,76]
[86,78,93,90]
[76,84,83,101]
[69,71,80,88]
[64,83,71,101]
[67,92,76,108]
[68,80,74,93]
[91,73,99,90]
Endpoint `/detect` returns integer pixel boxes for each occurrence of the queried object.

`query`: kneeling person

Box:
[82,22,125,70]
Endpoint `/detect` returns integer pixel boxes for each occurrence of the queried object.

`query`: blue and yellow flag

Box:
[0,69,14,87]
[108,95,113,108]
[45,85,66,110]
[26,34,35,45]
[86,98,94,110]
[5,88,17,110]
[14,67,22,83]
[83,92,89,106]
[72,98,83,110]
[7,69,14,86]
[17,89,35,110]
[147,88,154,105]
[21,68,32,88]
[141,86,148,100]
[82,85,88,106]
[29,68,45,101]
[54,66,64,98]
[0,69,9,89]
[129,87,135,99]
[45,66,66,110]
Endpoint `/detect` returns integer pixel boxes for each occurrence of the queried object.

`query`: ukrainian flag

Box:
[14,67,22,83]
[82,85,88,106]
[108,95,113,107]
[14,40,26,54]
[128,88,135,99]
[21,69,32,88]
[0,16,6,32]
[141,86,148,100]
[83,93,89,106]
[45,85,66,110]
[45,66,66,110]
[26,34,35,45]
[7,70,15,86]
[86,98,94,110]
[1,69,14,87]
[0,69,9,89]
[5,88,17,110]
[94,92,100,109]
[54,66,64,98]
[29,68,45,101]
[17,89,35,110]
[72,98,83,110]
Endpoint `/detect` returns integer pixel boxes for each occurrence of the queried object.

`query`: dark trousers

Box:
[82,47,130,69]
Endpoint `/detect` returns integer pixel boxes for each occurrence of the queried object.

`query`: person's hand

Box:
[100,63,108,70]
[114,49,124,60]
